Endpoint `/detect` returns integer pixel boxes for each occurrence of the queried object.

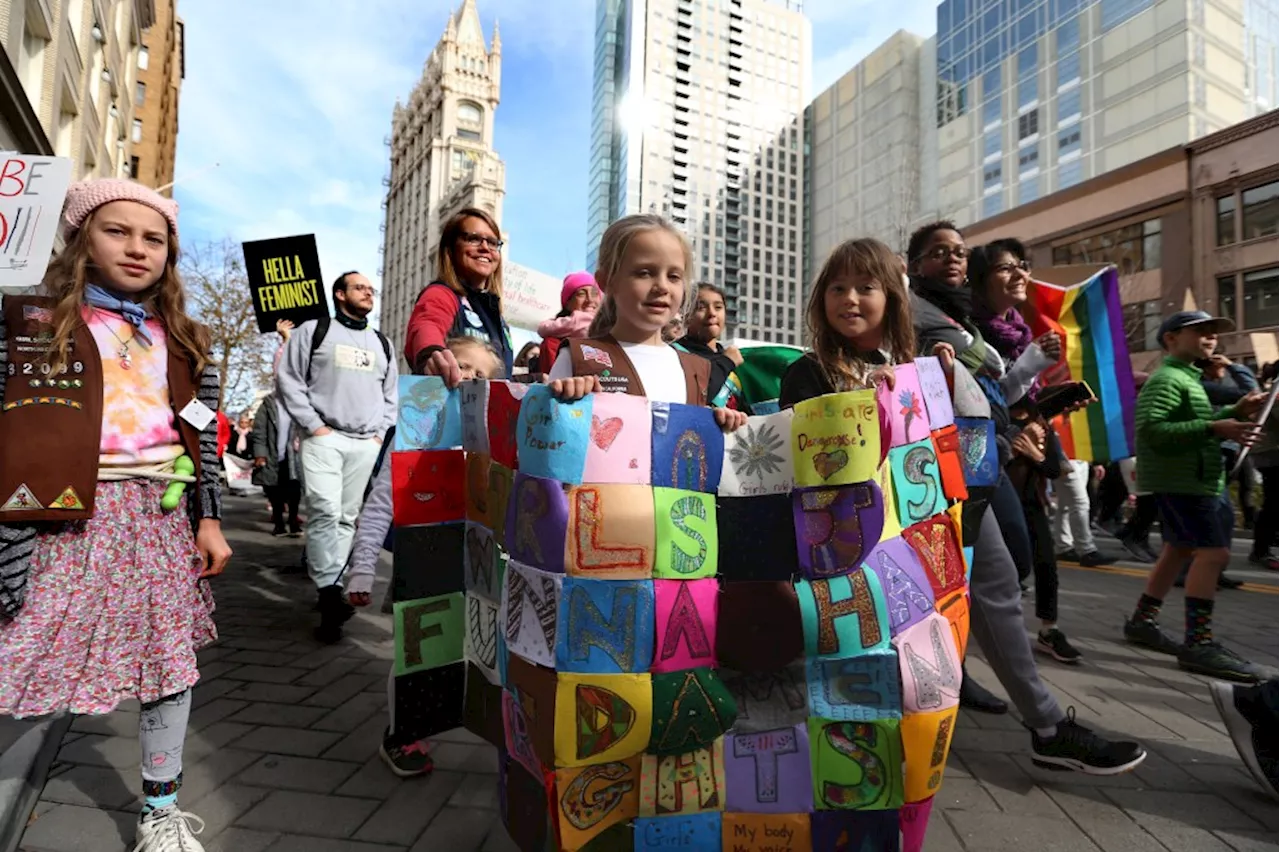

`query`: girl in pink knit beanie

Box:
[536,270,601,375]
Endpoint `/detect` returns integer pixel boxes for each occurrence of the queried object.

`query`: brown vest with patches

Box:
[0,296,203,523]
[566,335,709,406]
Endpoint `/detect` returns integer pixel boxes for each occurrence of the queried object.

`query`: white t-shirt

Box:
[548,341,688,404]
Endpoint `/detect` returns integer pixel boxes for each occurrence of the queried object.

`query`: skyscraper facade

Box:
[380,0,505,362]
[586,0,811,344]
[929,0,1279,226]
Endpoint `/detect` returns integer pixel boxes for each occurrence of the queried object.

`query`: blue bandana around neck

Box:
[85,283,153,346]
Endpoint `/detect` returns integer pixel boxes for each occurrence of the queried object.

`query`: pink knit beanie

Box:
[560,271,599,308]
[61,178,180,238]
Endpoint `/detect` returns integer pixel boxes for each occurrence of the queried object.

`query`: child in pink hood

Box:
[537,271,601,375]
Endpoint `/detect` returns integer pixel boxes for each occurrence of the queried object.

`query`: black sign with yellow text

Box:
[242,234,328,333]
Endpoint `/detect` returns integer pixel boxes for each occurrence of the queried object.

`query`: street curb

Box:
[0,713,71,852]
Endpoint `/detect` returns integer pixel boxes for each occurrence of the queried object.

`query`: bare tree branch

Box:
[181,238,275,413]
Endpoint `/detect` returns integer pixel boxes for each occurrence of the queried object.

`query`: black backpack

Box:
[306,315,393,383]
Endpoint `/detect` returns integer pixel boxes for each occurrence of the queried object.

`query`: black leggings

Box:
[988,473,1036,582]
[1094,463,1129,526]
[1253,467,1278,558]
[265,480,301,527]
[1119,493,1157,542]
[1021,501,1059,623]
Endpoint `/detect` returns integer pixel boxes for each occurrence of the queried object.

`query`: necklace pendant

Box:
[119,346,132,370]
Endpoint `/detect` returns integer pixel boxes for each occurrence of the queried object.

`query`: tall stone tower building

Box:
[380,0,505,352]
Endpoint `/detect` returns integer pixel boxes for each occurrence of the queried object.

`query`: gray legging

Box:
[139,690,191,790]
[968,505,1064,730]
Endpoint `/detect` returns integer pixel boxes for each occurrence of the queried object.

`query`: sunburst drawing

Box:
[728,421,786,484]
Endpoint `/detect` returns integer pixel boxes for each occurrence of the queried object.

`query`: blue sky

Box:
[174,0,938,323]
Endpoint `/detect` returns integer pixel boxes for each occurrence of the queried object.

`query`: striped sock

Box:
[1131,593,1163,626]
[1185,597,1215,646]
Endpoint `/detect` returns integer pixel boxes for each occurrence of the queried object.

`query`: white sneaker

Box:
[133,806,206,852]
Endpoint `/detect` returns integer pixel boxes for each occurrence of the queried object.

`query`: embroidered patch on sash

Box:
[582,345,613,369]
[1,483,42,510]
[49,486,85,510]
[3,397,82,411]
[22,305,53,324]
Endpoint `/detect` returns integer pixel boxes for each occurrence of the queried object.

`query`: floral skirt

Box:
[0,480,216,718]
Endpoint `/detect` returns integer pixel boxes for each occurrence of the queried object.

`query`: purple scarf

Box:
[976,307,1033,362]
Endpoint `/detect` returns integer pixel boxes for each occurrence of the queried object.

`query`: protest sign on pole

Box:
[502,261,563,333]
[0,155,73,291]
[241,234,328,332]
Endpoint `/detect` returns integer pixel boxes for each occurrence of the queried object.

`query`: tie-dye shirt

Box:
[85,308,183,467]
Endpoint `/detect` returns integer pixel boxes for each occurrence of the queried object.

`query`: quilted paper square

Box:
[459,377,490,454]
[720,813,812,851]
[718,410,794,497]
[791,481,885,580]
[805,651,901,722]
[565,484,655,579]
[795,572,891,659]
[808,717,904,811]
[463,593,500,683]
[900,797,933,852]
[393,593,464,677]
[914,356,955,431]
[903,516,965,600]
[862,537,936,637]
[790,390,880,489]
[583,391,653,485]
[502,757,551,852]
[487,462,514,543]
[553,672,653,767]
[487,380,527,470]
[462,662,503,748]
[501,560,563,668]
[556,577,655,674]
[391,662,464,742]
[391,450,466,527]
[516,384,591,483]
[936,589,971,661]
[650,402,723,493]
[554,757,641,849]
[724,725,814,813]
[811,810,901,849]
[955,417,999,487]
[639,740,726,816]
[719,664,809,733]
[503,687,544,782]
[885,439,948,529]
[715,494,799,583]
[505,472,570,573]
[391,523,464,602]
[650,668,737,756]
[653,487,718,579]
[634,813,722,849]
[652,578,718,673]
[901,706,958,804]
[464,452,492,525]
[464,524,503,602]
[876,364,931,449]
[715,581,802,673]
[506,653,558,769]
[893,613,962,714]
[930,425,969,502]
[395,375,462,450]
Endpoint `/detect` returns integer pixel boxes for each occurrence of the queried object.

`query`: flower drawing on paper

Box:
[899,389,923,436]
[729,421,786,483]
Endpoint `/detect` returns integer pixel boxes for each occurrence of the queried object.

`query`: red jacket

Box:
[404,281,513,377]
[216,411,230,458]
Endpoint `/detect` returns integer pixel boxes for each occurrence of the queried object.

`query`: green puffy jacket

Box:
[1135,357,1242,496]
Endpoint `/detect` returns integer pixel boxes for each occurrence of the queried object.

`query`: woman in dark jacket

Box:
[251,391,301,537]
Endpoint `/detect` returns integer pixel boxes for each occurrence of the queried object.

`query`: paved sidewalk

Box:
[14,498,1280,851]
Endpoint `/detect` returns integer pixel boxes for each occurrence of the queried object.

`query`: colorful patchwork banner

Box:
[387,366,978,850]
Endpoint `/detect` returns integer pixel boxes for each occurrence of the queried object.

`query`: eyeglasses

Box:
[920,246,970,262]
[346,284,378,296]
[993,260,1031,274]
[460,232,504,250]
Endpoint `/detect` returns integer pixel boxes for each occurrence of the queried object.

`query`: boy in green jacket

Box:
[1122,311,1268,682]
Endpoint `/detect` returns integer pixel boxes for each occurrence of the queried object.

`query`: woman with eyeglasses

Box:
[404,207,514,384]
[904,221,1147,776]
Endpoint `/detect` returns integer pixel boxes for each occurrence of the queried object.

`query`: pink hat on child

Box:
[61,178,180,238]
[560,271,599,308]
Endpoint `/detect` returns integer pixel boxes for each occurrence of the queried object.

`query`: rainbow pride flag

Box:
[1025,265,1137,463]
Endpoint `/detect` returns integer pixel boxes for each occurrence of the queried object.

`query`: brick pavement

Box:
[14,498,1279,851]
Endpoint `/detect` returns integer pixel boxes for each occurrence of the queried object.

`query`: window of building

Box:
[983,192,1003,219]
[983,163,1002,191]
[1050,218,1163,272]
[1056,52,1081,90]
[1218,275,1238,325]
[983,96,1000,126]
[1018,45,1037,78]
[131,119,142,142]
[983,127,1001,161]
[129,156,139,179]
[134,82,145,106]
[1058,87,1082,124]
[1143,218,1162,269]
[1059,158,1084,188]
[137,46,149,70]
[1122,299,1162,351]
[1243,267,1279,329]
[982,66,1001,100]
[1018,109,1039,140]
[1056,17,1080,53]
[1217,194,1237,245]
[1018,75,1038,110]
[1018,177,1039,206]
[1058,126,1082,158]
[1242,181,1278,240]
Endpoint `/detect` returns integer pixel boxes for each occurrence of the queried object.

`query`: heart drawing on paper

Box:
[812,449,849,480]
[591,416,624,451]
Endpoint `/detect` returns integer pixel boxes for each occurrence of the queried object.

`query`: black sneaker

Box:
[1217,573,1244,590]
[1249,551,1279,570]
[1178,641,1272,683]
[314,584,355,644]
[1037,628,1083,664]
[1057,549,1081,563]
[379,728,435,778]
[1118,537,1154,563]
[1031,707,1146,775]
[959,672,1008,714]
[1210,682,1279,801]
[1123,617,1181,655]
[272,523,287,537]
[1078,550,1112,567]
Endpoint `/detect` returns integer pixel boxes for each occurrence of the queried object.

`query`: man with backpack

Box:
[277,271,398,641]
